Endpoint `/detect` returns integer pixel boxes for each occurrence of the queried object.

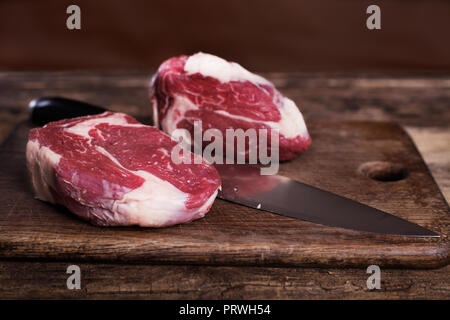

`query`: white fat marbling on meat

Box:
[27,112,219,227]
[212,97,308,139]
[277,97,308,138]
[26,140,61,203]
[160,95,199,138]
[93,143,207,226]
[160,93,308,140]
[184,52,270,85]
[65,113,144,139]
[113,170,215,227]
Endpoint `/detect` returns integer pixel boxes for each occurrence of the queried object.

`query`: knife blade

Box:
[215,164,439,237]
[29,97,439,237]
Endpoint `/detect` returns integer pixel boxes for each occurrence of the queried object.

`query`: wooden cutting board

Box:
[0,120,448,268]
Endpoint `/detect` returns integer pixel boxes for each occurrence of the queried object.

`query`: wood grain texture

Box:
[1,72,449,127]
[406,127,450,203]
[0,120,448,268]
[0,261,448,299]
[0,71,448,299]
[1,71,449,202]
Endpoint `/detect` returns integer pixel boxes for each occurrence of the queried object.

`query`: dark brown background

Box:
[0,0,449,300]
[1,0,449,72]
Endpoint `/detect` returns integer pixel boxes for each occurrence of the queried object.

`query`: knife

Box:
[29,97,439,237]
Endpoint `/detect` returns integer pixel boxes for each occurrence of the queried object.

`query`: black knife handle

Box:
[29,97,107,125]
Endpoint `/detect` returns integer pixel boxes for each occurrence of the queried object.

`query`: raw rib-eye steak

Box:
[26,112,221,227]
[151,52,311,161]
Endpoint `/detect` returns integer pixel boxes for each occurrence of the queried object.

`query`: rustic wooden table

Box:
[0,71,448,299]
